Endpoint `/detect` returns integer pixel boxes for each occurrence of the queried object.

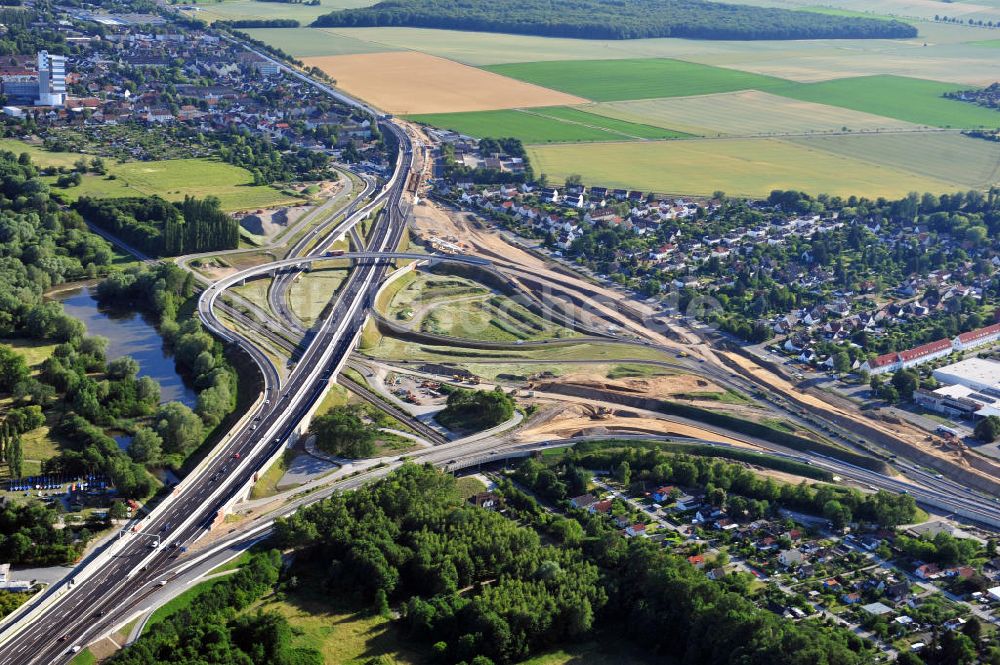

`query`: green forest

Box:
[436,386,514,432]
[264,463,872,664]
[74,195,239,257]
[313,0,917,40]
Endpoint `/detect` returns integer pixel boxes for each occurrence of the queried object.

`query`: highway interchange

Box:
[2,33,1000,665]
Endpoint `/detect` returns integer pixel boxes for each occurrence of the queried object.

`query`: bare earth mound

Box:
[302,51,587,114]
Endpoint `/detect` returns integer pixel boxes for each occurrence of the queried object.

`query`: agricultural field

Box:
[483,58,787,102]
[240,27,396,57]
[303,51,586,114]
[587,90,920,136]
[256,19,1000,83]
[784,132,1000,189]
[773,74,1000,127]
[238,8,1000,198]
[407,107,686,143]
[44,158,301,212]
[180,0,365,25]
[483,61,997,127]
[527,138,965,198]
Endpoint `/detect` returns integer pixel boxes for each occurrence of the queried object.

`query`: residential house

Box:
[652,486,675,503]
[625,523,647,538]
[687,554,706,569]
[778,549,804,567]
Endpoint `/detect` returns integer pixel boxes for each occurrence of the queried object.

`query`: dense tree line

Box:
[0,500,101,565]
[107,550,322,665]
[310,404,377,458]
[944,82,1000,111]
[74,195,239,257]
[314,0,916,40]
[274,463,872,664]
[436,386,514,431]
[216,18,300,28]
[895,531,982,567]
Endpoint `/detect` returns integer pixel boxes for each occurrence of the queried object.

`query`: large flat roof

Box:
[933,358,1000,387]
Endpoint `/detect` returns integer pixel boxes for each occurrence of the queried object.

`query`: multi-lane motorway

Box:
[3,29,1000,665]
[0,40,416,664]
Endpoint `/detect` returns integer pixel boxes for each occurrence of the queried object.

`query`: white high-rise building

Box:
[36,51,66,107]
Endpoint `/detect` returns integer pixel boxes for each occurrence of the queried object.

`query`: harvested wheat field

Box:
[303,51,586,114]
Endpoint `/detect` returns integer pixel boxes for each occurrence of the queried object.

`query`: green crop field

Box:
[971,39,1000,47]
[45,158,302,212]
[408,107,686,143]
[528,137,964,198]
[773,75,1000,128]
[241,27,397,57]
[483,58,787,102]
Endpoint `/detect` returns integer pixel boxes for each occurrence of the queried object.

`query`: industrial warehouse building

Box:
[932,358,1000,393]
[915,358,1000,420]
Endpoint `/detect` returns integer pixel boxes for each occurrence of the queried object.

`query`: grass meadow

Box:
[45,158,301,212]
[0,139,86,168]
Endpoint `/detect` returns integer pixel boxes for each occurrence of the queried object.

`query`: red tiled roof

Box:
[899,338,951,362]
[868,352,899,368]
[957,322,1000,343]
